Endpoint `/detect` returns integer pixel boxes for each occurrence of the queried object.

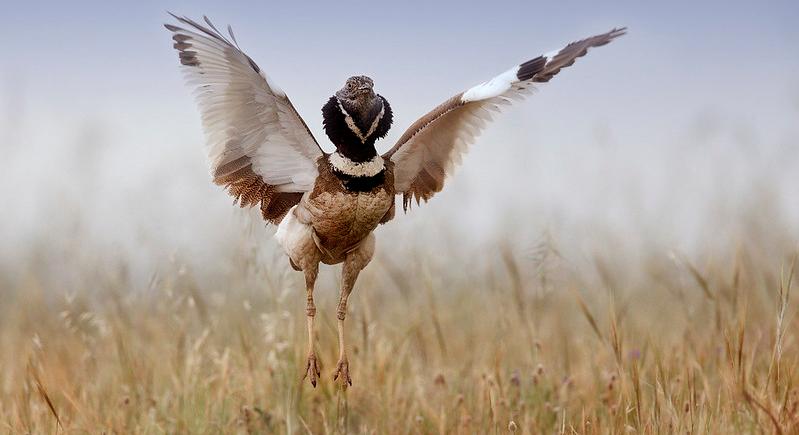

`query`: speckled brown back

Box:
[213,156,303,225]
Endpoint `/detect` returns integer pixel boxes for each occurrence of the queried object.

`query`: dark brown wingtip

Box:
[601,27,628,44]
[516,55,548,81]
[611,27,628,37]
[164,11,185,31]
[529,26,627,83]
[163,13,261,74]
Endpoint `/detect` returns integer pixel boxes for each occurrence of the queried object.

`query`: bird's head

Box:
[337,75,375,98]
[335,75,380,116]
[323,75,392,161]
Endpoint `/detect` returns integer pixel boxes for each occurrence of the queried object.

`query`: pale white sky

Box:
[2,0,798,278]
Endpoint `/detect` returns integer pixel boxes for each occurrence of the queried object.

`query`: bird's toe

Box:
[333,358,352,387]
[303,353,321,387]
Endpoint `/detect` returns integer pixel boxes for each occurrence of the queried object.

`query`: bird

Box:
[164,13,625,388]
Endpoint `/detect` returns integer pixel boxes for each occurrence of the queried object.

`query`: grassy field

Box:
[1,231,797,434]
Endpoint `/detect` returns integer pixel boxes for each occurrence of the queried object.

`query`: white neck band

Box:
[329,152,385,177]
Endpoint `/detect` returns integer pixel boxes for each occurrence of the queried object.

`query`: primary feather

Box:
[385,28,626,211]
[165,14,324,223]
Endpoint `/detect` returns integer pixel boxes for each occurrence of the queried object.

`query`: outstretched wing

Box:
[165,14,325,224]
[384,28,626,211]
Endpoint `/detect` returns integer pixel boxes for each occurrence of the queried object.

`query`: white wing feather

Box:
[166,15,323,192]
[385,28,626,209]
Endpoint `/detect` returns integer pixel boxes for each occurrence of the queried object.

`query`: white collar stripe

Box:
[336,98,384,143]
[330,152,385,177]
[365,104,385,138]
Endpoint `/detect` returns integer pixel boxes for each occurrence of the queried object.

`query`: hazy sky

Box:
[4,0,798,140]
[2,0,798,275]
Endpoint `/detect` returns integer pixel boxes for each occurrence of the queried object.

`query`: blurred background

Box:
[3,2,799,432]
[2,0,798,286]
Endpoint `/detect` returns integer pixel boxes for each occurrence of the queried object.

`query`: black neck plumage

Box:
[335,170,386,192]
[321,95,393,162]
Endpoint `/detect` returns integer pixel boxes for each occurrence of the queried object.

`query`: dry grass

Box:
[1,232,798,434]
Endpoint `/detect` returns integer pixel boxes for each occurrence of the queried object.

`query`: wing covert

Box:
[385,28,626,211]
[165,14,325,223]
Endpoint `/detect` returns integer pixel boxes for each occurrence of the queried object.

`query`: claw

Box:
[303,353,321,388]
[333,358,352,386]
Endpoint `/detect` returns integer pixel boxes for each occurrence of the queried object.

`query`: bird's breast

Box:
[296,158,396,258]
[305,187,392,247]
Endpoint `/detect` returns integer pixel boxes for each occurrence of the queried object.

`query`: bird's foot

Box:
[303,352,321,388]
[333,356,352,387]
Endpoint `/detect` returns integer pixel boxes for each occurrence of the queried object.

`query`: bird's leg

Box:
[333,262,360,387]
[333,236,374,386]
[302,264,321,387]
